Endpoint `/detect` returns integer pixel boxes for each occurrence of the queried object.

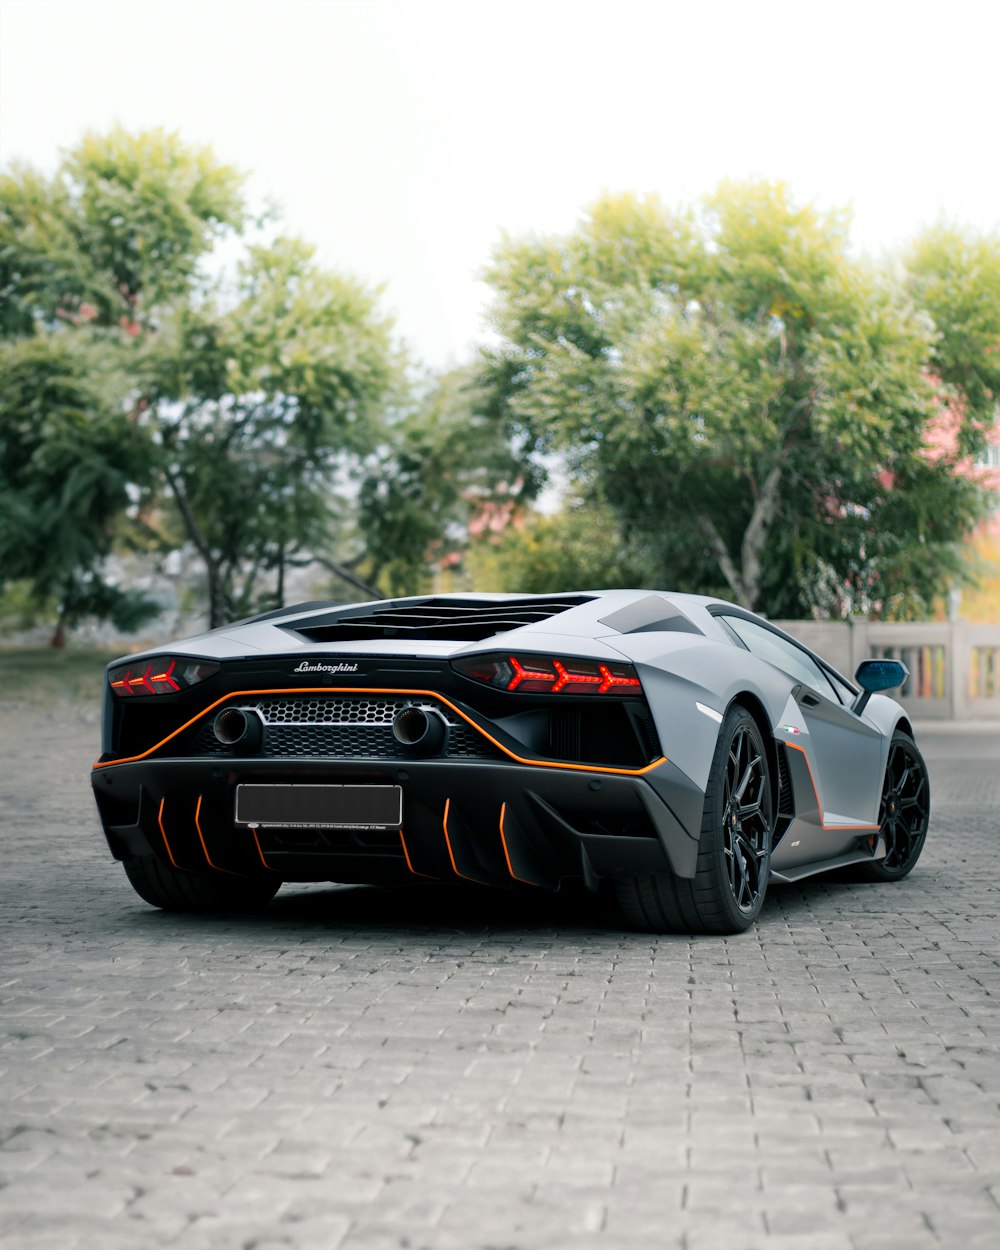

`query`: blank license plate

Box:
[235,784,402,830]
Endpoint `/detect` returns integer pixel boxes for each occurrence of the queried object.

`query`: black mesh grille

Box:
[257,695,401,724]
[283,596,593,643]
[189,695,501,762]
[267,725,406,758]
[182,691,656,770]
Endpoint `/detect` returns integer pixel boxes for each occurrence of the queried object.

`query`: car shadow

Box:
[123,866,884,940]
[125,877,620,939]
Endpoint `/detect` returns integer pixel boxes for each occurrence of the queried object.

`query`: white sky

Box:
[1,0,998,369]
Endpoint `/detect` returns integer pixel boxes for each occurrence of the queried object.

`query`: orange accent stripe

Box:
[398,828,436,879]
[194,795,251,877]
[157,797,181,869]
[784,741,879,831]
[498,802,540,887]
[92,686,667,777]
[250,829,277,872]
[442,799,487,884]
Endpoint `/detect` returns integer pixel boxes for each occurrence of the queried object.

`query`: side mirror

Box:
[853,658,908,715]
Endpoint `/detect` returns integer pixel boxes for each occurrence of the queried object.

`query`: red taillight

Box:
[508,656,557,691]
[452,654,643,696]
[107,656,220,698]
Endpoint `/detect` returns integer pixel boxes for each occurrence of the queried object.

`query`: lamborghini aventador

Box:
[90,591,929,933]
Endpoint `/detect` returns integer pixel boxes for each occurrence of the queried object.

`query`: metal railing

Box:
[776,620,1000,721]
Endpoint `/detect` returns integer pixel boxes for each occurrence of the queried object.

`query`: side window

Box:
[823,666,857,705]
[720,616,839,701]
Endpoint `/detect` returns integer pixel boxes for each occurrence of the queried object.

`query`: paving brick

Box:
[0,710,998,1249]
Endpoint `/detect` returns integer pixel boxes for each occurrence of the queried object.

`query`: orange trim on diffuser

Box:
[250,829,277,872]
[156,797,181,869]
[194,795,252,877]
[442,798,488,884]
[398,828,436,879]
[498,802,540,887]
[91,686,667,777]
[784,741,879,831]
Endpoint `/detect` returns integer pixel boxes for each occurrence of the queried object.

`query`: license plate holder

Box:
[235,784,402,831]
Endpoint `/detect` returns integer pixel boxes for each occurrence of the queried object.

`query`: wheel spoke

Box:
[716,721,772,914]
[876,737,929,875]
[737,775,765,819]
[733,755,761,804]
[735,853,750,907]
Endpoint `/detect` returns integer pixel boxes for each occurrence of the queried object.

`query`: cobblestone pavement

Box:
[1,702,998,1250]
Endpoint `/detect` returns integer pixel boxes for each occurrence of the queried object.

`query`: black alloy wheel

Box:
[614,706,774,934]
[861,731,930,881]
[720,718,772,914]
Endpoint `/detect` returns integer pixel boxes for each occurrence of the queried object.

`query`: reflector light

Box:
[108,656,220,698]
[452,653,643,697]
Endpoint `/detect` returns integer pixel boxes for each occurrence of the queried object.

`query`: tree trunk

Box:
[206,559,225,629]
[311,555,381,600]
[739,463,783,610]
[275,548,285,610]
[697,463,783,611]
[163,463,227,629]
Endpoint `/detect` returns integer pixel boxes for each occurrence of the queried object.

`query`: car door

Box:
[718,614,883,831]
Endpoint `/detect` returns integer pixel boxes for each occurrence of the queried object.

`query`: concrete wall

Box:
[776,619,1000,722]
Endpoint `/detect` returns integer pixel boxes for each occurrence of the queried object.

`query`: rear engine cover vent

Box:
[283,597,594,644]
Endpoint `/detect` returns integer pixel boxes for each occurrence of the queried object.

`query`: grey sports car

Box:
[90,591,929,933]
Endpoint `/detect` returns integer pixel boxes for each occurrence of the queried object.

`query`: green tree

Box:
[0,129,419,637]
[0,128,246,642]
[905,225,1000,444]
[482,184,991,617]
[0,127,245,336]
[150,237,400,626]
[467,497,654,594]
[356,366,530,596]
[0,337,157,645]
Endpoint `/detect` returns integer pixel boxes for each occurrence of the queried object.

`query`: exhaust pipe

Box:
[391,705,448,756]
[213,707,264,753]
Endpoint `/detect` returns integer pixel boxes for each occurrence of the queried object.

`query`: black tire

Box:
[123,856,281,914]
[615,706,774,934]
[857,731,929,882]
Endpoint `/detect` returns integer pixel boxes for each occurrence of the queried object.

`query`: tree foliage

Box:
[148,236,401,626]
[0,127,245,336]
[0,336,157,642]
[1,129,469,638]
[482,185,994,617]
[357,367,530,596]
[467,497,653,594]
[0,129,247,640]
[905,226,1000,445]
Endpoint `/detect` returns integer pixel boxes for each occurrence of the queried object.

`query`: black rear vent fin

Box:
[284,597,594,644]
[547,705,647,769]
[773,743,795,846]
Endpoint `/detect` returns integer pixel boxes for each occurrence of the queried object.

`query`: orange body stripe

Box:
[92,686,667,778]
[498,802,540,887]
[784,741,879,831]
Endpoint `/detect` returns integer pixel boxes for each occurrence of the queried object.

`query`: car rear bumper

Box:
[91,755,705,889]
